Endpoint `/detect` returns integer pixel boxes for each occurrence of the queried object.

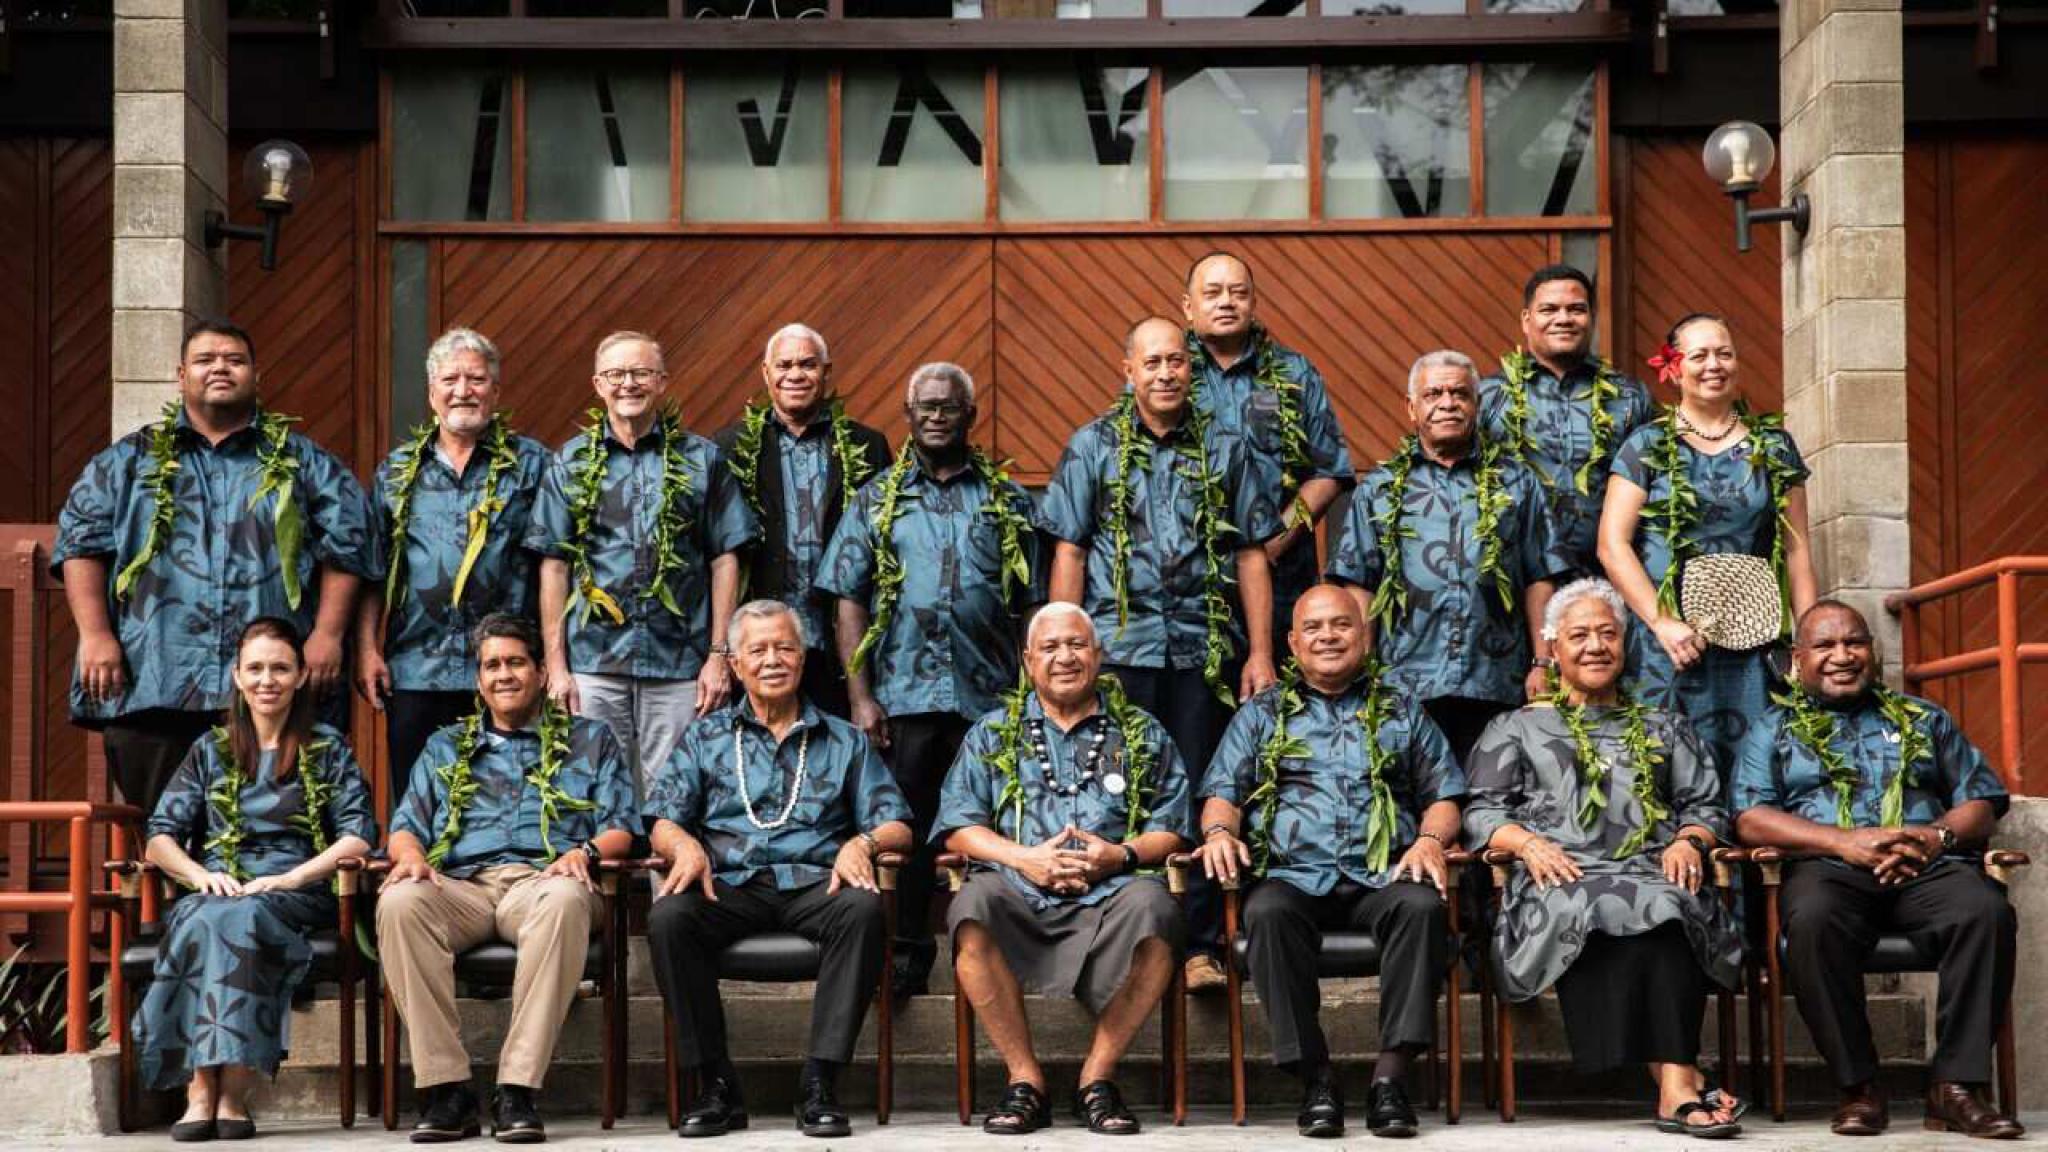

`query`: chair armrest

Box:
[1987,849,2031,883]
[1708,846,1748,888]
[105,858,155,902]
[936,852,968,892]
[1747,846,1785,885]
[1480,848,1517,888]
[1164,852,1194,895]
[874,851,906,891]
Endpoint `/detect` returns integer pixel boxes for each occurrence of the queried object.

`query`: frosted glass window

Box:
[391,66,512,221]
[1323,64,1470,219]
[684,63,830,222]
[1163,0,1303,14]
[388,241,430,449]
[843,63,986,223]
[1483,63,1596,217]
[525,64,671,222]
[999,63,1149,222]
[1485,0,1589,10]
[1164,67,1307,221]
[1324,0,1461,10]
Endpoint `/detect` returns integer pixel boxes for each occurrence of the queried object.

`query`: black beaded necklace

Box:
[1027,716,1117,797]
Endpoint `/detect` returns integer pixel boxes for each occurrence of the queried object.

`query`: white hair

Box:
[425,327,501,385]
[1026,601,1098,649]
[906,361,976,406]
[728,598,809,650]
[1542,577,1628,641]
[1407,349,1479,402]
[764,323,829,366]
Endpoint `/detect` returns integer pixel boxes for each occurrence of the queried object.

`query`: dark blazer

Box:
[713,404,894,627]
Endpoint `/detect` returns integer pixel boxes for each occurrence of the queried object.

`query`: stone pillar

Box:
[1778,0,1908,660]
[111,0,229,439]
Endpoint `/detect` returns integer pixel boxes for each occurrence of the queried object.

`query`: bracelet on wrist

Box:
[1416,830,1448,847]
[858,830,880,857]
[1202,823,1236,841]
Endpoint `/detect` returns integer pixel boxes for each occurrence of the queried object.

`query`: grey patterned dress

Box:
[1463,704,1742,1002]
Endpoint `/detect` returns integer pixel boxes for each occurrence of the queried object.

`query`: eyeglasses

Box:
[596,367,663,386]
[909,402,968,419]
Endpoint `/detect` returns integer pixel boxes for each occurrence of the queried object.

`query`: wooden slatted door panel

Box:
[436,237,996,450]
[1904,139,1956,714]
[1623,134,1783,411]
[991,233,1546,480]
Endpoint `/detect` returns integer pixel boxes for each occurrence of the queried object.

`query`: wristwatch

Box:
[708,642,733,659]
[1120,844,1141,874]
[579,840,602,865]
[1679,832,1711,858]
[1935,824,1957,853]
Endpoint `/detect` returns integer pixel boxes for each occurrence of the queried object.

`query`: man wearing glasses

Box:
[526,330,758,792]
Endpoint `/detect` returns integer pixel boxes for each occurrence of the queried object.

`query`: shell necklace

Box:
[734,723,809,830]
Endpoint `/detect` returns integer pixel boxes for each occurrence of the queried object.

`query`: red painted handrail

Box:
[0,803,143,1052]
[1887,556,2048,795]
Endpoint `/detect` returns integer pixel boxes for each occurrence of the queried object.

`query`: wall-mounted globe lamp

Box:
[1703,121,1810,254]
[203,140,313,271]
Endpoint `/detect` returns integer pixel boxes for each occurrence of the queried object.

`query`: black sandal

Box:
[1074,1079,1141,1136]
[982,1081,1052,1136]
[1656,1099,1742,1140]
[1700,1086,1749,1122]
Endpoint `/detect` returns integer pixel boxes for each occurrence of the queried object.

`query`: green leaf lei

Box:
[847,444,1033,676]
[1770,684,1929,829]
[381,414,522,622]
[728,398,877,520]
[1104,392,1241,706]
[1642,402,1799,635]
[561,404,695,627]
[426,699,588,868]
[1495,347,1628,495]
[425,713,486,869]
[985,673,1160,857]
[1368,435,1517,627]
[246,410,308,611]
[1551,692,1669,859]
[202,728,336,882]
[1188,324,1314,532]
[1244,659,1401,876]
[113,401,184,602]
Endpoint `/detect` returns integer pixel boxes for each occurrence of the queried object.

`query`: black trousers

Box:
[801,650,852,722]
[1424,696,1514,769]
[646,874,886,1068]
[102,709,219,812]
[1554,924,1708,1074]
[1781,860,2016,1086]
[385,690,474,816]
[886,712,971,980]
[1243,878,1448,1067]
[1107,664,1234,955]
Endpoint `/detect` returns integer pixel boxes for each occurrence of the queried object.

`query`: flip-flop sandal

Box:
[1074,1079,1141,1136]
[1656,1100,1742,1140]
[982,1081,1052,1136]
[1700,1086,1749,1122]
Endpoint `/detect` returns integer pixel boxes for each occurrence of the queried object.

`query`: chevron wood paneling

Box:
[1623,134,1782,411]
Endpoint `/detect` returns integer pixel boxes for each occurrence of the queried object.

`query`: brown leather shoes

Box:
[1924,1082,2024,1139]
[1831,1082,1888,1136]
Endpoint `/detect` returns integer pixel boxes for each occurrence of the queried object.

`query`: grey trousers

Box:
[573,672,697,799]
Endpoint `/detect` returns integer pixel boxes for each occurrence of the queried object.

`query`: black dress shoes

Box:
[411,1082,482,1144]
[796,1075,852,1139]
[679,1075,749,1138]
[1365,1077,1418,1138]
[489,1084,546,1144]
[1297,1068,1345,1139]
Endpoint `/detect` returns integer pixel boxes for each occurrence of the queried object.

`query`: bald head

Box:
[1290,584,1369,692]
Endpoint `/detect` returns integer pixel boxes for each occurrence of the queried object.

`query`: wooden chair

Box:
[1482,847,1742,1123]
[640,853,905,1128]
[1213,848,1474,1126]
[108,858,376,1132]
[936,852,1190,1126]
[1747,845,2029,1122]
[361,858,628,1131]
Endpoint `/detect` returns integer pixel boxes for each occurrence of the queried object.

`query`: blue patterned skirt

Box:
[133,889,335,1089]
[1627,632,1779,786]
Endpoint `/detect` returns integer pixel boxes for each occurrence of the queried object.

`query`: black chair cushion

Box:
[1776,932,1937,973]
[453,938,608,985]
[1230,931,1382,977]
[716,932,822,982]
[121,926,353,983]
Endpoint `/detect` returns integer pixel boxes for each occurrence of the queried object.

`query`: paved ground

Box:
[27,1109,2041,1150]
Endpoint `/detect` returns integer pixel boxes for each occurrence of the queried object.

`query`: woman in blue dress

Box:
[136,617,375,1140]
[1597,312,1818,782]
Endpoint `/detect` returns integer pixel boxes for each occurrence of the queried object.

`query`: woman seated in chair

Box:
[135,616,375,1141]
[1464,578,1745,1138]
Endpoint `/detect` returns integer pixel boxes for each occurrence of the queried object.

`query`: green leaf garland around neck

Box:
[381,415,522,626]
[426,699,588,868]
[247,410,308,610]
[1188,324,1314,531]
[528,700,596,862]
[201,727,335,882]
[729,398,877,520]
[113,401,184,602]
[1550,691,1668,858]
[1643,402,1799,636]
[561,404,695,627]
[1496,347,1627,495]
[1770,684,1928,829]
[986,673,1161,856]
[1245,659,1401,876]
[1105,391,1242,706]
[1368,434,1516,629]
[845,444,1031,676]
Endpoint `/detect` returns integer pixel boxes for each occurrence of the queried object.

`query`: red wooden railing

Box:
[1889,556,2048,795]
[0,802,140,1051]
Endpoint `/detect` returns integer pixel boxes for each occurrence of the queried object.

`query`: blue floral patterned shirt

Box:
[370,429,551,692]
[1733,690,2010,843]
[775,424,837,652]
[1202,677,1465,895]
[647,701,910,889]
[1326,441,1571,705]
[148,723,377,878]
[523,421,758,682]
[51,407,379,724]
[933,688,1191,911]
[815,454,1042,720]
[392,713,641,879]
[1478,358,1655,574]
[1039,408,1282,671]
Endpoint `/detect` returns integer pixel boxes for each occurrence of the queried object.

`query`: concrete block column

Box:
[1778,0,1909,660]
[112,0,229,439]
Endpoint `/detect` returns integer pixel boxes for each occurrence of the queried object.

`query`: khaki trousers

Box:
[377,864,602,1089]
